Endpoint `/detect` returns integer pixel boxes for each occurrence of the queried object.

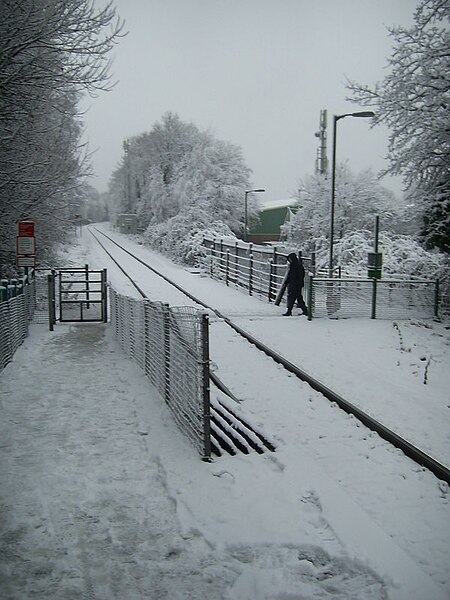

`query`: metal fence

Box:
[110,288,211,459]
[309,277,438,320]
[0,273,36,373]
[203,238,441,320]
[203,237,313,303]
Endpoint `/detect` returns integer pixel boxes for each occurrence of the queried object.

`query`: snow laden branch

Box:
[345,0,450,253]
[107,113,253,266]
[0,0,125,276]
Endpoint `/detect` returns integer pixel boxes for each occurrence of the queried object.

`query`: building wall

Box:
[249,206,290,242]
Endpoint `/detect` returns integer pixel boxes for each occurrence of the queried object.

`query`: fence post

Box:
[200,312,212,461]
[268,259,274,302]
[47,273,55,331]
[249,253,253,296]
[311,252,316,276]
[209,243,214,278]
[225,250,230,286]
[85,263,90,309]
[9,279,17,298]
[308,275,314,320]
[218,239,223,278]
[0,285,6,303]
[434,279,440,319]
[102,269,108,322]
[371,277,378,319]
[273,246,278,267]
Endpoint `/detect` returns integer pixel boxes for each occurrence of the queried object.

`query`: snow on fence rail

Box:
[0,272,36,373]
[203,238,441,320]
[109,288,211,459]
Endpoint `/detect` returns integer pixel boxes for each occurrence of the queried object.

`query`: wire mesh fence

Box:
[110,288,211,459]
[203,237,441,320]
[0,274,36,373]
[309,277,438,320]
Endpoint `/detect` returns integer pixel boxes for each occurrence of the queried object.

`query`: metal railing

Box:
[110,288,211,459]
[204,238,311,303]
[203,238,441,320]
[0,272,36,373]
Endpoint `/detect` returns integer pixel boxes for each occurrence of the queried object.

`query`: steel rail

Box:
[89,226,450,484]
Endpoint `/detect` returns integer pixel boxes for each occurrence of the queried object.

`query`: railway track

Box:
[88,226,450,484]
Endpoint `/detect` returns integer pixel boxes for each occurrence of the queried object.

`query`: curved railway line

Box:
[88,226,450,485]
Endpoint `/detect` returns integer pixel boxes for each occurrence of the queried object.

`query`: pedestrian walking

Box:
[275,253,308,316]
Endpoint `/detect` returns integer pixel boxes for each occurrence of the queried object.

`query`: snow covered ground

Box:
[0,223,449,599]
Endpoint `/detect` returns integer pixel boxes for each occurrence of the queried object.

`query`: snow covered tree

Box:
[144,205,237,266]
[346,0,450,253]
[172,135,252,234]
[285,164,399,253]
[107,113,253,253]
[109,114,203,224]
[0,0,124,275]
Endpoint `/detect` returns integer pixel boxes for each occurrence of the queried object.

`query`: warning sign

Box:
[17,256,36,267]
[17,236,36,255]
[16,221,36,268]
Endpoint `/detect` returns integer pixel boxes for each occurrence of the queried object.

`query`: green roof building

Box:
[249,199,298,243]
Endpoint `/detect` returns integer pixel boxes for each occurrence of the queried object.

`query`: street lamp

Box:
[244,188,265,242]
[329,111,375,276]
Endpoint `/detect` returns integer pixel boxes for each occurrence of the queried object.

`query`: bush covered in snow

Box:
[144,207,237,266]
[312,230,448,280]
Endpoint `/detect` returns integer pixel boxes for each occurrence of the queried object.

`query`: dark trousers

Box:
[286,287,308,315]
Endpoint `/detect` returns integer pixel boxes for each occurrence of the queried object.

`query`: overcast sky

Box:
[82,0,415,202]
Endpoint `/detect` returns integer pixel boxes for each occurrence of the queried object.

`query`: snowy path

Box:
[0,324,240,598]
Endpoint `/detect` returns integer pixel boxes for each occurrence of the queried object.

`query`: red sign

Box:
[17,221,35,237]
[16,221,36,268]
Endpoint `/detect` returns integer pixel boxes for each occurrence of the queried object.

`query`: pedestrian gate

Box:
[47,267,107,329]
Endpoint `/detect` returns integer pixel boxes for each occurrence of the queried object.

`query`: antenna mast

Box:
[314,109,328,176]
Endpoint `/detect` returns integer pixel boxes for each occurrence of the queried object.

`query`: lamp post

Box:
[123,139,132,213]
[244,188,265,242]
[329,111,375,276]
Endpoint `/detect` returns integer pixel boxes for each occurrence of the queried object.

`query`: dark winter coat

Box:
[286,253,305,291]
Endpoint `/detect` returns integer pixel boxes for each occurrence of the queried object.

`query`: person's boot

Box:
[282,312,291,316]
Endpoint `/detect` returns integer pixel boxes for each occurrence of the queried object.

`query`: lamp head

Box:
[351,111,375,118]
